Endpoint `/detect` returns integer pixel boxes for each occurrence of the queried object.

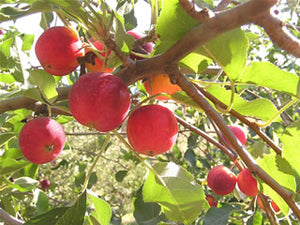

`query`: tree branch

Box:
[0,86,71,114]
[194,84,283,155]
[118,0,280,84]
[0,207,23,225]
[166,65,300,220]
[175,115,243,170]
[253,11,300,58]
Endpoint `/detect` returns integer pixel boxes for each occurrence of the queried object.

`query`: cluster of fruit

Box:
[34,26,181,98]
[206,125,280,213]
[18,26,180,164]
[17,26,280,213]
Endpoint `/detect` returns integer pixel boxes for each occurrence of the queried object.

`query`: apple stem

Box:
[80,133,111,193]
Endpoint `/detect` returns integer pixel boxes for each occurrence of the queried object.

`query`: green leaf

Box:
[25,191,86,225]
[156,1,248,76]
[279,120,300,177]
[22,88,44,102]
[8,177,39,192]
[246,211,263,225]
[0,37,14,57]
[180,52,212,73]
[206,85,280,122]
[33,189,49,214]
[21,34,34,51]
[133,185,164,225]
[202,205,233,225]
[0,158,30,175]
[0,132,15,147]
[156,1,198,52]
[170,91,202,111]
[257,153,296,215]
[28,69,58,103]
[115,170,128,182]
[114,13,135,54]
[87,190,111,225]
[143,162,208,225]
[197,28,248,80]
[238,62,300,98]
[0,73,16,84]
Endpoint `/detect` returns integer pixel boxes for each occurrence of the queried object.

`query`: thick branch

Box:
[167,65,300,219]
[0,86,71,114]
[0,207,23,225]
[118,0,279,84]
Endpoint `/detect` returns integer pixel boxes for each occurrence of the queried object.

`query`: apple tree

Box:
[1,0,300,224]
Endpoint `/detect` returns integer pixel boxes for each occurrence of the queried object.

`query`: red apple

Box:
[221,125,247,147]
[68,72,131,132]
[205,195,218,207]
[207,165,237,195]
[127,31,153,60]
[237,168,258,197]
[271,200,280,213]
[35,26,84,76]
[126,104,178,155]
[19,117,66,164]
[85,39,114,73]
[39,179,50,191]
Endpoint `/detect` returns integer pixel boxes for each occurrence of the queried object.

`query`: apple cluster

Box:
[19,25,282,216]
[206,125,280,213]
[18,26,180,166]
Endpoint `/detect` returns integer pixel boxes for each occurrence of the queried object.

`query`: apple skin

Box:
[85,39,114,73]
[237,168,258,197]
[19,117,66,164]
[207,165,237,195]
[205,195,218,207]
[126,105,178,155]
[144,74,182,100]
[271,200,280,213]
[68,72,131,132]
[39,179,50,191]
[35,26,84,76]
[221,125,247,147]
[127,31,153,60]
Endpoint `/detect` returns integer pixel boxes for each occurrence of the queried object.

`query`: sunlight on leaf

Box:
[143,162,208,225]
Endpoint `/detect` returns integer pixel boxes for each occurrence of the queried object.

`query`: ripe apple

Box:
[221,125,247,147]
[39,179,50,191]
[144,74,182,100]
[237,168,258,197]
[126,104,178,155]
[68,72,131,132]
[207,165,237,195]
[35,26,84,76]
[205,195,218,207]
[19,117,66,164]
[84,39,114,73]
[127,31,153,60]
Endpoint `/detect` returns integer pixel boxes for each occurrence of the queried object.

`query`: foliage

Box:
[1,0,300,225]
